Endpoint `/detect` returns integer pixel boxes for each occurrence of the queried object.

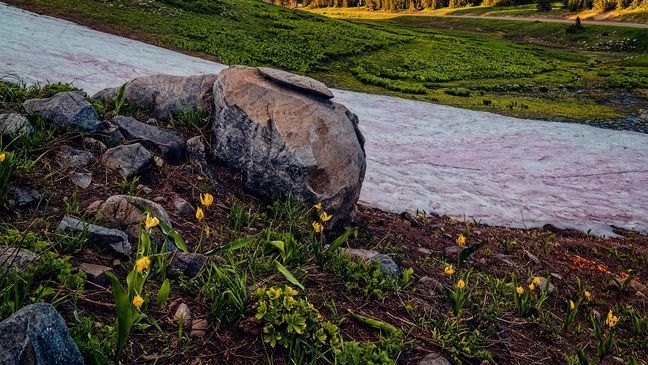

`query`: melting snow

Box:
[1,3,647,235]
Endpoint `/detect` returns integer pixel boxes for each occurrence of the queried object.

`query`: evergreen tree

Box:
[537,0,553,10]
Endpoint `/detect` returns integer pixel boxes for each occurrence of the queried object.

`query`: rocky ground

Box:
[0,67,647,364]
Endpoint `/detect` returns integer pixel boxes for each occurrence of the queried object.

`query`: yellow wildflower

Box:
[284,286,298,297]
[196,207,204,221]
[267,287,282,300]
[444,265,455,276]
[135,256,151,273]
[200,193,214,207]
[319,211,332,222]
[205,225,211,237]
[132,295,144,309]
[516,286,524,295]
[569,300,575,310]
[0,153,5,162]
[528,283,536,291]
[312,221,323,233]
[605,310,619,328]
[313,203,322,210]
[532,277,541,286]
[145,215,159,230]
[584,290,591,300]
[456,234,466,246]
[456,279,465,289]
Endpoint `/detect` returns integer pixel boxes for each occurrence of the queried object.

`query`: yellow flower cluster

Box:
[135,256,151,273]
[516,286,524,295]
[456,234,466,246]
[584,290,592,300]
[444,265,455,276]
[200,193,214,207]
[532,277,541,285]
[145,214,159,230]
[605,310,619,328]
[196,207,204,220]
[312,203,332,233]
[456,279,465,289]
[132,295,144,309]
[0,152,5,162]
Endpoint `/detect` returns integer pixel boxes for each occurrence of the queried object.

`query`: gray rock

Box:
[7,186,41,208]
[0,245,38,271]
[99,74,218,121]
[173,197,194,217]
[523,250,540,265]
[99,123,125,147]
[257,67,334,99]
[91,87,117,104]
[58,215,131,256]
[443,245,461,259]
[78,263,112,285]
[338,247,400,279]
[168,252,208,278]
[418,352,451,365]
[96,195,171,248]
[112,116,185,163]
[0,303,83,365]
[0,113,33,137]
[191,318,208,337]
[55,145,94,169]
[211,66,366,226]
[103,143,153,178]
[174,303,192,329]
[70,172,92,189]
[400,211,421,227]
[23,92,101,132]
[82,137,107,153]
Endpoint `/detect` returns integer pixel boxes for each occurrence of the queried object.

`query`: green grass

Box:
[7,0,648,122]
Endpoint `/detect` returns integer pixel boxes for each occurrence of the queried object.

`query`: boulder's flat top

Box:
[1,3,647,235]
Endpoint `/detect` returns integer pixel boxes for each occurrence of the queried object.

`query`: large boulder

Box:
[112,116,185,163]
[23,92,101,132]
[0,303,84,365]
[210,66,366,225]
[93,74,218,121]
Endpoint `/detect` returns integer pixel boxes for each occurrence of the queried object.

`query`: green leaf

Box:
[326,227,358,254]
[139,231,151,256]
[159,221,188,253]
[458,242,484,268]
[205,236,255,256]
[156,279,170,308]
[105,271,133,362]
[275,260,304,291]
[349,310,400,335]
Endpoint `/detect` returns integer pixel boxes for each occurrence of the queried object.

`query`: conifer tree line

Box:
[277,0,648,11]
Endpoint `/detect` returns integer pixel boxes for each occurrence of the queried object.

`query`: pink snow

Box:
[1,3,647,236]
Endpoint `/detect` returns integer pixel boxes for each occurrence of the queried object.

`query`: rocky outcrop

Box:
[112,116,185,163]
[23,92,101,132]
[0,245,38,271]
[58,215,131,256]
[210,66,366,225]
[103,143,153,178]
[0,303,83,365]
[0,112,33,137]
[93,74,218,121]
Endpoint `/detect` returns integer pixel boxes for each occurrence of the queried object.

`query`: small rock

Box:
[0,303,84,365]
[338,248,400,279]
[86,199,103,211]
[70,172,92,189]
[154,156,164,167]
[168,252,208,278]
[418,352,451,365]
[97,195,172,239]
[0,245,38,271]
[174,303,192,329]
[173,197,194,217]
[419,276,443,294]
[82,137,107,153]
[7,186,41,208]
[523,250,540,265]
[55,145,94,169]
[0,113,33,137]
[417,247,432,255]
[103,143,153,178]
[443,245,461,259]
[191,318,208,337]
[58,215,131,256]
[400,211,420,227]
[100,123,124,147]
[112,116,185,163]
[23,91,101,132]
[145,118,157,125]
[136,184,153,194]
[79,263,112,286]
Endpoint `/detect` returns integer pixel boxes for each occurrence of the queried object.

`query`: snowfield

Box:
[1,3,647,235]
